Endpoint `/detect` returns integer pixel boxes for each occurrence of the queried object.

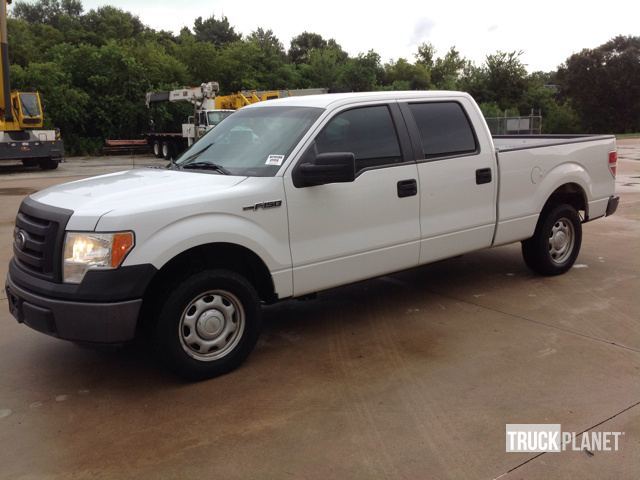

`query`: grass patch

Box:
[616,133,640,139]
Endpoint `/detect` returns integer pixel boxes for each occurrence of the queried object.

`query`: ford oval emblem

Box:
[15,229,27,250]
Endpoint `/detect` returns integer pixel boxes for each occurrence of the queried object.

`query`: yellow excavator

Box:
[0,0,63,169]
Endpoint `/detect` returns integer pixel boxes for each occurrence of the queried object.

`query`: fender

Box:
[119,212,293,298]
[534,162,591,216]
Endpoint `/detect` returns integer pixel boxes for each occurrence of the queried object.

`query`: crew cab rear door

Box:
[284,102,420,296]
[399,98,497,264]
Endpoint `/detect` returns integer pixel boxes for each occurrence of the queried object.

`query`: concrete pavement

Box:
[0,147,638,479]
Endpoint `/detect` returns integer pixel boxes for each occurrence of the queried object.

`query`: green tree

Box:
[12,0,82,26]
[301,47,343,90]
[80,6,144,44]
[557,35,640,133]
[288,32,327,64]
[382,58,430,90]
[337,50,383,92]
[460,51,528,110]
[288,31,346,64]
[193,15,240,46]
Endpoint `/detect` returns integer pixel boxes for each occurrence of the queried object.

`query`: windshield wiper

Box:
[178,143,213,164]
[181,161,231,175]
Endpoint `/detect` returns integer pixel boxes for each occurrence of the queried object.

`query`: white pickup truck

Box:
[6,91,619,379]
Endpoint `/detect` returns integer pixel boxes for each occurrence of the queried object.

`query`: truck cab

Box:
[185,109,235,145]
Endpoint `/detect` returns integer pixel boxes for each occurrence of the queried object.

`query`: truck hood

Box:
[31,168,247,230]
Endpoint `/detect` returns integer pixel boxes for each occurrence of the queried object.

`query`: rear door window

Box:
[408,102,477,159]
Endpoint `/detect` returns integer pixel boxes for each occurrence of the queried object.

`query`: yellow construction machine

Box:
[0,0,64,169]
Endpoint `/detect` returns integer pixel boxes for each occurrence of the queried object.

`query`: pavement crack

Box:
[492,400,640,479]
[425,289,640,354]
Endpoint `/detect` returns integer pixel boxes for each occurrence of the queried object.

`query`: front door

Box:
[284,103,421,296]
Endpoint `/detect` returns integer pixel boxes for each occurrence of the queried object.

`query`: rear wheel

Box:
[161,141,172,160]
[522,204,582,275]
[38,158,59,170]
[152,269,262,380]
[152,140,161,158]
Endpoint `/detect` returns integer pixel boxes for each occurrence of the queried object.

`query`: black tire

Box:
[152,269,262,380]
[522,203,582,276]
[161,141,173,160]
[21,159,38,168]
[152,140,162,158]
[39,158,59,170]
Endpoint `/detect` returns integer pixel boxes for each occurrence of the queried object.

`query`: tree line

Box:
[8,0,640,154]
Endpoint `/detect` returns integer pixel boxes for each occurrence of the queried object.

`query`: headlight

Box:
[63,231,134,284]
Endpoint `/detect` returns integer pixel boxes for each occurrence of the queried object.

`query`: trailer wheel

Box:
[152,140,162,158]
[38,158,59,170]
[162,141,173,160]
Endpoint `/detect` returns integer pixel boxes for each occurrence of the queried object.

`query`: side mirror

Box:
[294,152,356,187]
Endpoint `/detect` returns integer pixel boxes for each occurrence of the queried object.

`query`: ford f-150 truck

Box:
[5,91,619,379]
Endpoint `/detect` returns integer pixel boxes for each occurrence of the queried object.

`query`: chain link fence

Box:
[485,112,542,135]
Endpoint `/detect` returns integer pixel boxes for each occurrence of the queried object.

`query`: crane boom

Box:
[0,0,12,120]
[144,81,327,160]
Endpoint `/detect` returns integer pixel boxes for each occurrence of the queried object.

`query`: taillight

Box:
[608,151,617,177]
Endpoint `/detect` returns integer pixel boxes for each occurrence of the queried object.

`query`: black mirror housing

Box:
[294,152,356,187]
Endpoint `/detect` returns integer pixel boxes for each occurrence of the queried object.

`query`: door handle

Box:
[397,179,417,197]
[476,168,492,185]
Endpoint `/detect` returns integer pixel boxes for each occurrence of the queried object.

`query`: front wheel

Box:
[522,204,582,276]
[153,269,262,380]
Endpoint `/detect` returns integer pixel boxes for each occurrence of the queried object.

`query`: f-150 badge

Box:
[243,200,282,211]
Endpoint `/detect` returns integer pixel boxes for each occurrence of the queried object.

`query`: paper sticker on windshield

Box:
[266,154,285,166]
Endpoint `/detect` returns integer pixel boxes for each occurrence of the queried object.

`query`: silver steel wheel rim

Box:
[162,144,169,157]
[178,290,245,362]
[153,142,160,156]
[548,217,575,264]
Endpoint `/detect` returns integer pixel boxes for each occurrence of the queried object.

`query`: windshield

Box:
[19,93,41,117]
[176,106,323,177]
[207,110,233,127]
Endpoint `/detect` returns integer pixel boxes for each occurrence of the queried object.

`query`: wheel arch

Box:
[143,242,277,305]
[536,163,592,221]
[541,182,589,220]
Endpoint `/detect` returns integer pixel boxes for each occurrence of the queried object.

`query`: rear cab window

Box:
[407,102,478,159]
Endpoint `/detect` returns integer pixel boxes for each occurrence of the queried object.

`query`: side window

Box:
[313,105,402,172]
[408,102,477,159]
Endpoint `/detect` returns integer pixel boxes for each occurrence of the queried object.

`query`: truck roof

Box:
[244,90,472,110]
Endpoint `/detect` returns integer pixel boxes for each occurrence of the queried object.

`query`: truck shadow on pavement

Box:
[16,243,535,390]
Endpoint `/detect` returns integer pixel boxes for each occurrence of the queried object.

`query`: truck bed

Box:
[492,134,617,246]
[493,134,615,152]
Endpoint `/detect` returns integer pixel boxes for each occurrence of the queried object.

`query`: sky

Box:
[77,0,639,72]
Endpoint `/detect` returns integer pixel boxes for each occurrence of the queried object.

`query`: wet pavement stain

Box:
[0,187,37,196]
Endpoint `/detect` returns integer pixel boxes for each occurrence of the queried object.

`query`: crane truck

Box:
[144,81,327,159]
[0,0,64,169]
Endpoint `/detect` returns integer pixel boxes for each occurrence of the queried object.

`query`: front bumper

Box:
[6,273,141,343]
[606,195,619,217]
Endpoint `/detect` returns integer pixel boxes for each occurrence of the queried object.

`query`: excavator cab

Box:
[12,91,44,128]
